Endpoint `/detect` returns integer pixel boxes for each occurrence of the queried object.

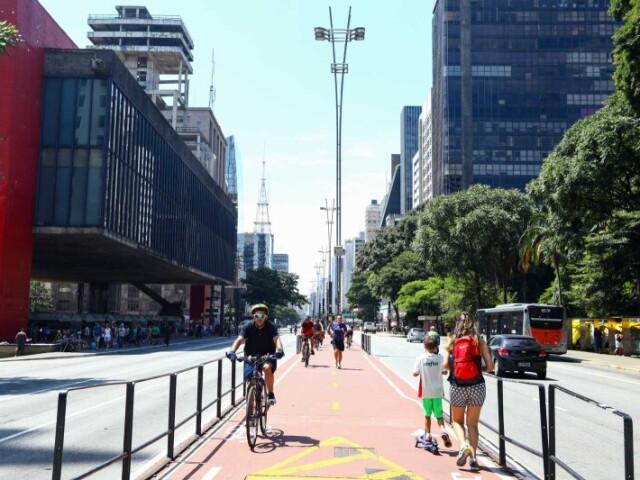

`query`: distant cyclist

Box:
[313,319,324,347]
[427,326,440,353]
[345,323,353,348]
[300,315,316,358]
[226,303,284,405]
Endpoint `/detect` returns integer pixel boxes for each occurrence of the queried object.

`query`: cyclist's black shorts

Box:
[244,358,277,381]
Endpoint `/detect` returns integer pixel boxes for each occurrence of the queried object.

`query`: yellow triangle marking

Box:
[254,436,425,479]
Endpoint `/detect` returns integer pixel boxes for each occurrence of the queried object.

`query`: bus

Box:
[475,303,568,355]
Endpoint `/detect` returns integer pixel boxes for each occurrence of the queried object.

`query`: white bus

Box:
[475,303,567,355]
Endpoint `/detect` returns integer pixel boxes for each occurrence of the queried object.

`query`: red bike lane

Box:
[157,339,515,480]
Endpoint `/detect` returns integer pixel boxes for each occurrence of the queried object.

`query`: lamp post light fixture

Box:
[315,8,365,315]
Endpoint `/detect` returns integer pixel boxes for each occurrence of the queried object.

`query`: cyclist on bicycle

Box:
[346,323,353,348]
[227,303,284,405]
[300,315,316,358]
[313,319,324,347]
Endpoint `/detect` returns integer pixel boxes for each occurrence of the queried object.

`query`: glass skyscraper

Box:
[400,106,421,213]
[432,0,618,196]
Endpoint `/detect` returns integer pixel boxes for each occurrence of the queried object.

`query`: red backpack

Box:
[453,335,483,385]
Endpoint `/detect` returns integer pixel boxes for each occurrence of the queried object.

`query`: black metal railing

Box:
[52,355,244,480]
[549,385,634,480]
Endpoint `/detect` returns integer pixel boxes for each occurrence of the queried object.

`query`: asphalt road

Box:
[0,332,296,480]
[365,332,640,480]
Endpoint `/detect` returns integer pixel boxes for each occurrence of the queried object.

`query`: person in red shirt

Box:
[300,315,316,356]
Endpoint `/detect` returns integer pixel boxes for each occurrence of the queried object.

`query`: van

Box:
[363,322,376,334]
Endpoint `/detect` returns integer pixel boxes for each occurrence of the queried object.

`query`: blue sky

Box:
[38,0,433,297]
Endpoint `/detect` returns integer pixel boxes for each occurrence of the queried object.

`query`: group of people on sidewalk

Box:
[413,312,493,472]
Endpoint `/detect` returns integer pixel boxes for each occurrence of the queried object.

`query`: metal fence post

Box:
[167,374,177,459]
[296,335,302,354]
[52,391,68,480]
[196,366,203,435]
[122,382,135,480]
[549,385,556,480]
[622,414,634,480]
[497,378,506,467]
[231,359,237,406]
[538,384,550,480]
[216,359,223,418]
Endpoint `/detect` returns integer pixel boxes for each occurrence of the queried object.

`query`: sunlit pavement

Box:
[155,338,516,480]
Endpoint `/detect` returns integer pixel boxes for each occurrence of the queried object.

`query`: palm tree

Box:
[519,211,565,306]
[0,21,22,56]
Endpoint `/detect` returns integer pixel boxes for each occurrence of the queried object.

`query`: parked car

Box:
[406,328,426,343]
[488,334,547,379]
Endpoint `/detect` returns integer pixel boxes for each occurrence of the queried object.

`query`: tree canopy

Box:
[245,268,307,311]
[0,21,22,56]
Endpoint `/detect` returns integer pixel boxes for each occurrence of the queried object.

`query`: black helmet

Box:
[250,303,269,315]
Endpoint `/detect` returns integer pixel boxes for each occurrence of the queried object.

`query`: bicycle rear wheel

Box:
[259,382,268,435]
[245,385,259,449]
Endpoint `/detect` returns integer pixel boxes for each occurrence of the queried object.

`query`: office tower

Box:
[431,0,617,196]
[400,106,421,213]
[365,200,382,242]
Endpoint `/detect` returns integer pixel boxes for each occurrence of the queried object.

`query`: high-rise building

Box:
[414,93,433,207]
[273,254,289,272]
[343,231,365,309]
[431,0,617,196]
[391,154,401,177]
[400,106,421,213]
[365,200,382,242]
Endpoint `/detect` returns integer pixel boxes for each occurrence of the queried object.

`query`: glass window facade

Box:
[400,106,421,213]
[36,76,236,281]
[432,0,618,196]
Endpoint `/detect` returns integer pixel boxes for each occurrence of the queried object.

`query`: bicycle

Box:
[238,354,276,449]
[300,335,312,368]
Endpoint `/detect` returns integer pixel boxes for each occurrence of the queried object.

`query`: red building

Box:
[0,0,76,341]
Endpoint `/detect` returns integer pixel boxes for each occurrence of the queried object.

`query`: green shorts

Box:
[421,397,443,419]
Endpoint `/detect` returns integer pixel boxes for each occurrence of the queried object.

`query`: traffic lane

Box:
[0,334,295,480]
[159,339,513,480]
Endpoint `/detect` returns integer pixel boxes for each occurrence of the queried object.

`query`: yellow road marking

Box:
[252,436,425,480]
[332,401,340,410]
[332,382,338,389]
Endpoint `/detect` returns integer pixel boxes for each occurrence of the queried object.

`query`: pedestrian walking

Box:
[15,329,27,357]
[164,323,172,347]
[593,325,603,354]
[443,312,493,472]
[614,331,624,356]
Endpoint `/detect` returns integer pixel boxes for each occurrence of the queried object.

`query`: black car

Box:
[488,334,547,379]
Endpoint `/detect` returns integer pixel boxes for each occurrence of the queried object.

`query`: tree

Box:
[345,272,379,322]
[272,306,300,326]
[0,21,22,56]
[528,93,640,315]
[245,268,307,311]
[30,281,54,312]
[367,250,424,325]
[416,185,532,310]
[610,0,640,114]
[519,211,566,306]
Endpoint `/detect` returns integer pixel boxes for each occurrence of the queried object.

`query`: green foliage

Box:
[396,278,444,317]
[610,0,640,114]
[245,268,307,310]
[0,21,22,56]
[415,184,532,310]
[345,272,378,321]
[272,305,300,326]
[29,281,54,312]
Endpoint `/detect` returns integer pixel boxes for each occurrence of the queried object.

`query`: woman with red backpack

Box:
[443,312,493,472]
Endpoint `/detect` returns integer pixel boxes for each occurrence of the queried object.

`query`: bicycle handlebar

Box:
[237,354,278,363]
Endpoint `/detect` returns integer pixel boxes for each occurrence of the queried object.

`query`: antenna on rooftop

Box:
[209,48,217,110]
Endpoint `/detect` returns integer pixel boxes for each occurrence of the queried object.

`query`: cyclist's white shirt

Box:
[413,352,444,399]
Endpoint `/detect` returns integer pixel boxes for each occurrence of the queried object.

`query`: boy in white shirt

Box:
[413,335,452,447]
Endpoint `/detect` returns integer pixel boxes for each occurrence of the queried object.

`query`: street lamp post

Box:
[315,8,365,316]
[319,199,336,317]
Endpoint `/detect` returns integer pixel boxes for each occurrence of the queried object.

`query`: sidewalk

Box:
[155,340,515,480]
[0,335,229,362]
[376,331,640,374]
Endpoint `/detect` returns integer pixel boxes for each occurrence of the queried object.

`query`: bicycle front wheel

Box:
[245,385,259,449]
[260,382,268,435]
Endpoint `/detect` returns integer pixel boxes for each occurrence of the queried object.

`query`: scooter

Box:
[415,433,439,454]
